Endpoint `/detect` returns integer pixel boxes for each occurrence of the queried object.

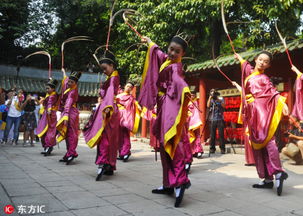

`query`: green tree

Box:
[0,0,30,64]
[3,0,303,83]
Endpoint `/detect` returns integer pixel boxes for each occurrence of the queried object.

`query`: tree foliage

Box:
[1,0,303,84]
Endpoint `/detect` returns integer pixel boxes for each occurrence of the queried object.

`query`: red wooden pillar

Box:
[199,78,206,142]
[132,86,137,98]
[141,118,147,138]
[287,78,293,112]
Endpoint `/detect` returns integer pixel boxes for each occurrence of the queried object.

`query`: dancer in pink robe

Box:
[149,107,160,151]
[117,82,141,162]
[188,93,203,158]
[56,69,81,165]
[235,51,289,196]
[37,79,58,156]
[232,81,255,166]
[83,51,120,181]
[139,35,191,207]
[291,65,303,121]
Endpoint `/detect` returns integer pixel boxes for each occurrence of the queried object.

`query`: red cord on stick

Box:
[126,22,143,39]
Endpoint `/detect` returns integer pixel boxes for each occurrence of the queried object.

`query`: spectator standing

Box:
[23,94,38,146]
[2,89,27,145]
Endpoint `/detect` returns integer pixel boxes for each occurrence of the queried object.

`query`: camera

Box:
[210,89,220,100]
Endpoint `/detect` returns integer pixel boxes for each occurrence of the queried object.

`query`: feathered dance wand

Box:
[123,9,143,39]
[110,8,143,39]
[221,0,236,54]
[106,0,116,50]
[275,21,293,66]
[61,36,92,69]
[212,43,233,84]
[92,45,109,65]
[25,51,52,78]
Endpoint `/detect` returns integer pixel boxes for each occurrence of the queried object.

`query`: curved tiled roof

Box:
[187,39,303,73]
[0,76,100,97]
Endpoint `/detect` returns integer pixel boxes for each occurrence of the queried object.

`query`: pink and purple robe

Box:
[56,76,79,158]
[138,42,190,188]
[142,106,160,150]
[291,72,303,121]
[37,92,58,148]
[188,100,204,155]
[83,71,120,170]
[117,92,140,157]
[240,60,285,179]
[243,124,255,165]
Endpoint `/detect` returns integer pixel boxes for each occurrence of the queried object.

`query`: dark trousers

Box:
[210,120,225,151]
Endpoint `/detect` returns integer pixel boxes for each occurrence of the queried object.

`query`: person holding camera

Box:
[2,89,27,145]
[207,89,226,154]
[23,94,38,146]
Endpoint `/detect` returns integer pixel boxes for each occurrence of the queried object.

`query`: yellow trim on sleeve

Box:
[251,96,286,150]
[132,101,141,134]
[56,115,69,143]
[37,124,48,138]
[189,130,196,144]
[56,115,69,127]
[140,42,155,89]
[164,86,191,159]
[86,105,114,148]
[189,122,202,131]
[297,72,303,80]
[237,103,243,124]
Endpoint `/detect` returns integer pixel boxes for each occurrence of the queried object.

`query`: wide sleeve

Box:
[163,63,191,159]
[138,43,167,110]
[61,90,76,119]
[101,76,119,119]
[46,94,57,112]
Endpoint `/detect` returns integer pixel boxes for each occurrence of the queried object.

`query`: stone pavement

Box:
[0,138,303,216]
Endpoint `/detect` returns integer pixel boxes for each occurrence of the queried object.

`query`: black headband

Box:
[99,58,116,66]
[69,76,79,82]
[46,83,56,89]
[171,36,188,50]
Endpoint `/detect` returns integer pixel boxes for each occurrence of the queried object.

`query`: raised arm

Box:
[232,81,242,92]
[291,65,302,77]
[62,68,67,78]
[234,53,244,64]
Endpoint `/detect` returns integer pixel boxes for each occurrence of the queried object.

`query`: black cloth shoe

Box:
[44,147,53,156]
[152,187,174,195]
[185,163,191,174]
[66,155,77,165]
[123,153,131,162]
[252,181,274,189]
[59,156,67,162]
[196,152,203,158]
[276,172,288,196]
[220,149,226,154]
[41,148,47,154]
[96,165,105,181]
[174,182,191,208]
